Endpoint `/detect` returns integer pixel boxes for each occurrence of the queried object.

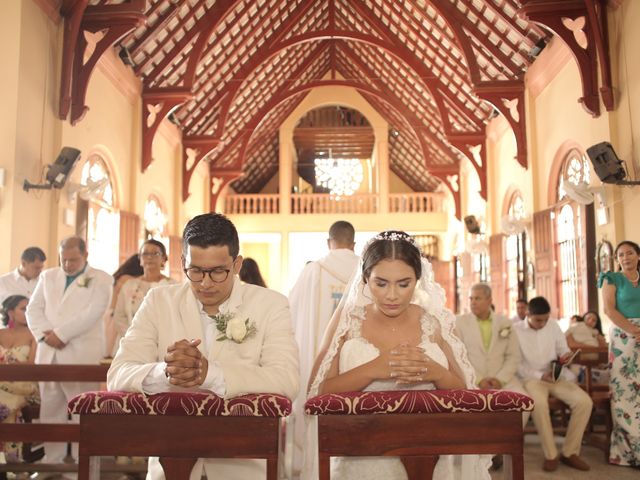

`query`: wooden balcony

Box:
[224,192,446,215]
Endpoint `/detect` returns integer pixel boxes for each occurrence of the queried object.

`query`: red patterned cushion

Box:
[305,389,533,415]
[69,391,291,417]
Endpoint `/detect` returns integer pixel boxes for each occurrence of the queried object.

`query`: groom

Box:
[108,213,299,480]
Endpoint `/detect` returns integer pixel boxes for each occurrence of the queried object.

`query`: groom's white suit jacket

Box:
[108,279,299,398]
[108,279,299,480]
[27,265,113,364]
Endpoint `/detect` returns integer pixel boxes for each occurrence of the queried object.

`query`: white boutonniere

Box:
[499,326,511,339]
[76,275,92,288]
[211,312,257,343]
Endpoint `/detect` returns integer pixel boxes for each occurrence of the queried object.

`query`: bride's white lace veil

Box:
[308,231,477,396]
[305,231,491,479]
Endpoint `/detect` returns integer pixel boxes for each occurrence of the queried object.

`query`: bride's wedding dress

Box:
[330,336,454,480]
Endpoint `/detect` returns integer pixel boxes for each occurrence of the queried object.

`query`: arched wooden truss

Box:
[57,0,615,218]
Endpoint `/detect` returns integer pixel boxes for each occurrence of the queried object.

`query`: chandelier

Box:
[314,157,364,197]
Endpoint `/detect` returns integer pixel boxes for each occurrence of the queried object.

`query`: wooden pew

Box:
[306,389,534,480]
[0,364,145,475]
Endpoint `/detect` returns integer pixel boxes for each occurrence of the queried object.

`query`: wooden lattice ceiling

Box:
[59,0,615,216]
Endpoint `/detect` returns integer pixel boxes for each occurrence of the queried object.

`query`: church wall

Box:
[607,1,640,244]
[183,160,209,223]
[1,0,61,269]
[0,0,28,272]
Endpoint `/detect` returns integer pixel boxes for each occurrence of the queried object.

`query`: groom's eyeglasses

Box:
[183,265,232,283]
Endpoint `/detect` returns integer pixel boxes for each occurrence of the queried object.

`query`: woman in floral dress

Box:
[599,240,640,466]
[111,240,177,356]
[0,295,39,463]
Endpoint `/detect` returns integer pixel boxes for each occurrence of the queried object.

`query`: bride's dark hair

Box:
[362,230,422,282]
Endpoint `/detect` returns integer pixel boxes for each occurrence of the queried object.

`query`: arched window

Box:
[505,192,528,317]
[143,195,170,274]
[554,149,590,326]
[79,155,119,274]
[143,195,167,240]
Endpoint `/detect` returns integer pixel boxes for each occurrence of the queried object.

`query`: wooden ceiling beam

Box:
[141,87,193,172]
[130,1,181,56]
[133,0,208,76]
[181,135,220,201]
[519,0,613,116]
[455,0,532,68]
[339,46,458,165]
[349,2,487,131]
[61,0,145,124]
[142,0,241,84]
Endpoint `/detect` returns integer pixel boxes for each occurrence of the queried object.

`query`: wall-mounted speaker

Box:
[464,215,481,234]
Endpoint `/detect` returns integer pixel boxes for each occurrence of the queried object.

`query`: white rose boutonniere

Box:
[76,275,92,288]
[211,312,257,343]
[499,326,511,339]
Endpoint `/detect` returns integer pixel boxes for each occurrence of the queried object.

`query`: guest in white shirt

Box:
[510,298,527,323]
[0,247,46,304]
[513,296,592,473]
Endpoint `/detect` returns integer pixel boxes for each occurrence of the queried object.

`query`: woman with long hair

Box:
[239,257,267,288]
[599,240,640,467]
[307,231,489,479]
[0,295,39,462]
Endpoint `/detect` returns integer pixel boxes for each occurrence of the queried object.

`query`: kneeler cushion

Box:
[69,391,292,417]
[305,389,533,415]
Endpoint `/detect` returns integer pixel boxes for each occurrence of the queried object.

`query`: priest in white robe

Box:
[288,221,359,479]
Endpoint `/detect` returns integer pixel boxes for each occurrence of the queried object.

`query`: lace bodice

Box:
[340,337,448,392]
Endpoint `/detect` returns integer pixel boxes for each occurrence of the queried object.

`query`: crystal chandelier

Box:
[314,156,364,197]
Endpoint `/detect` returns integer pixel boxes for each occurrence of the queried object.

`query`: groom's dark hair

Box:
[182,213,239,258]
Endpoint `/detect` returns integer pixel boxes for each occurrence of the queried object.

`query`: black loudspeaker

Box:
[586,142,626,184]
[464,215,481,234]
[45,147,82,188]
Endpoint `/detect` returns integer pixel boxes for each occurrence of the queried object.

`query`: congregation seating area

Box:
[1,364,537,480]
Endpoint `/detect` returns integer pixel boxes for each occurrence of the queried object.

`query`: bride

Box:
[307,231,490,479]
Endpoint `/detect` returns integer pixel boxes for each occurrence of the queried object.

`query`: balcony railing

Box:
[224,192,445,215]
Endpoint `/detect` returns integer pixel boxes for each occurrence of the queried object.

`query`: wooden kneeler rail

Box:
[306,390,534,480]
[68,391,292,480]
[0,364,110,475]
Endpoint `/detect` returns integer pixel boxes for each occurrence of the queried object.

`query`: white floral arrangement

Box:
[499,326,511,339]
[76,275,93,288]
[211,312,257,344]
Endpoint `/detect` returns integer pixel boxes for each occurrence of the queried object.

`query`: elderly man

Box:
[456,283,527,471]
[0,246,46,303]
[456,283,523,392]
[108,213,299,480]
[26,237,112,473]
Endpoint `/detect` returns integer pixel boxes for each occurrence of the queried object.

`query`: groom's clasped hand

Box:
[164,338,209,388]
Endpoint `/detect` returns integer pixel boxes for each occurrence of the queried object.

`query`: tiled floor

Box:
[490,434,639,480]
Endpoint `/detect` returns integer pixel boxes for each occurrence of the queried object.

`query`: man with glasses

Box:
[108,213,299,480]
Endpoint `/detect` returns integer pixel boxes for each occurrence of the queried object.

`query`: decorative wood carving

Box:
[142,88,193,172]
[475,81,528,169]
[447,133,488,200]
[208,167,244,213]
[181,136,220,201]
[519,0,614,116]
[60,0,145,123]
[429,166,462,220]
